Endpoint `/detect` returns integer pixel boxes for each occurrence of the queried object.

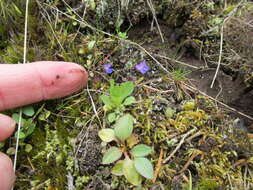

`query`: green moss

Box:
[1,0,253,189]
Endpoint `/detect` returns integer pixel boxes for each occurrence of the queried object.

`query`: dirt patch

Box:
[76,125,102,175]
[188,65,253,129]
[128,20,253,130]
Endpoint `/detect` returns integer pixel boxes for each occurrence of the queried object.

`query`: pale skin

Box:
[0,61,88,190]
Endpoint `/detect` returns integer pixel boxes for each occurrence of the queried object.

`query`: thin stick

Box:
[12,110,22,172]
[153,53,200,69]
[163,128,196,164]
[179,151,200,173]
[12,1,29,189]
[146,0,164,43]
[86,85,102,127]
[153,148,164,183]
[183,82,253,121]
[22,0,29,64]
[210,19,225,88]
[36,1,64,50]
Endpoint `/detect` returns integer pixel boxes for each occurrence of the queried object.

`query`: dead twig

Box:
[154,53,200,69]
[146,0,164,43]
[163,128,197,164]
[86,84,102,127]
[143,85,174,94]
[67,171,75,190]
[186,131,203,143]
[179,151,201,173]
[210,18,225,88]
[211,0,245,88]
[183,82,253,121]
[153,148,164,183]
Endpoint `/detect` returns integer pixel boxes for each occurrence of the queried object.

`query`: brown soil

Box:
[129,20,253,131]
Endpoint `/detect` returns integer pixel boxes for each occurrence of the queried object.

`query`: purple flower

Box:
[135,60,150,74]
[103,63,114,74]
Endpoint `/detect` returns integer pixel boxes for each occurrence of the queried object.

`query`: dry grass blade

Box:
[36,0,64,50]
[153,53,200,69]
[163,129,196,164]
[183,82,253,121]
[210,19,225,88]
[153,148,164,183]
[12,0,29,189]
[146,0,164,43]
[86,85,102,128]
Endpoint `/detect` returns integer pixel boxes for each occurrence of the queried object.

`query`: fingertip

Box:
[0,61,88,111]
[32,61,88,99]
[0,153,15,190]
[0,114,16,141]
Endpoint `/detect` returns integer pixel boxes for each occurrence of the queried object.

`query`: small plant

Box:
[12,105,36,139]
[171,69,191,82]
[99,81,154,186]
[100,80,136,123]
[115,19,128,39]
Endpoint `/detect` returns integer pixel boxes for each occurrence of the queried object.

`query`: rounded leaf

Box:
[108,112,117,123]
[25,144,33,153]
[15,131,26,139]
[123,157,142,186]
[111,160,124,176]
[130,144,152,157]
[98,129,115,142]
[134,157,154,179]
[102,147,122,164]
[88,40,96,50]
[23,106,35,116]
[123,96,136,105]
[114,114,134,141]
[100,95,114,106]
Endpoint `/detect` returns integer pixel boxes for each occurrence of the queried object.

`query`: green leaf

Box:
[25,122,36,136]
[114,114,134,141]
[109,81,134,106]
[107,112,116,123]
[134,157,154,179]
[123,96,136,105]
[120,82,134,100]
[109,86,122,106]
[39,110,51,120]
[12,3,22,15]
[188,170,193,190]
[12,113,25,125]
[165,107,175,118]
[25,144,33,153]
[118,32,128,39]
[7,147,16,155]
[123,157,142,186]
[88,40,96,50]
[15,131,26,139]
[0,142,5,149]
[100,95,114,106]
[130,144,152,157]
[98,129,115,142]
[102,147,122,164]
[111,160,124,176]
[23,106,35,117]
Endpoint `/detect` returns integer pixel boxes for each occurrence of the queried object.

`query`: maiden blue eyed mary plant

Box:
[99,81,154,186]
[100,80,136,123]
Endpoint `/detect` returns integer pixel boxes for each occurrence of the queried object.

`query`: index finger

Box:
[0,61,88,111]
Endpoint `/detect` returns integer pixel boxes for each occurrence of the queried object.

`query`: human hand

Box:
[0,61,88,190]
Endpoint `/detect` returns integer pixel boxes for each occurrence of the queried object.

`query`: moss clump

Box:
[1,0,253,189]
